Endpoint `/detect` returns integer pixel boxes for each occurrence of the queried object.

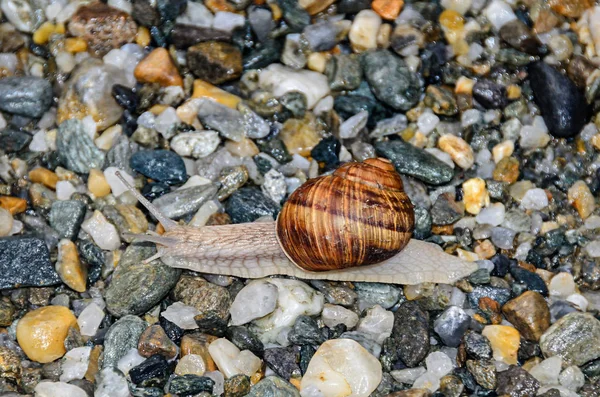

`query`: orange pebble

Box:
[372,0,404,20]
[134,48,183,87]
[0,196,27,215]
[29,167,58,189]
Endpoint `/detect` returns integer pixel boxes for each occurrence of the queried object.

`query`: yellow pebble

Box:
[56,239,87,293]
[33,22,57,45]
[192,80,241,109]
[455,76,475,95]
[0,196,27,215]
[64,37,88,53]
[88,168,111,198]
[136,26,151,47]
[481,325,520,365]
[306,52,329,73]
[16,306,77,363]
[55,23,65,34]
[506,84,521,100]
[462,177,490,215]
[439,9,464,30]
[29,167,58,189]
[149,104,169,115]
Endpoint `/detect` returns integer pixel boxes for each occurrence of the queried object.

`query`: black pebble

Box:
[112,84,139,112]
[528,61,589,138]
[129,354,173,388]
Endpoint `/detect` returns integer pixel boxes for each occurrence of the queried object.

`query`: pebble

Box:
[225,187,279,223]
[16,305,78,363]
[530,356,563,385]
[187,41,242,84]
[496,365,541,396]
[462,177,490,215]
[60,346,91,383]
[568,180,595,219]
[247,376,300,397]
[169,374,215,395]
[173,275,231,321]
[540,312,600,366]
[176,353,207,376]
[356,305,394,344]
[301,338,382,397]
[559,365,585,391]
[129,354,171,387]
[433,306,470,347]
[362,50,421,111]
[81,210,121,251]
[197,99,245,142]
[528,61,589,138]
[502,291,550,342]
[375,140,453,185]
[521,188,549,210]
[131,149,187,185]
[349,10,381,52]
[0,236,60,289]
[56,119,106,174]
[77,302,105,337]
[161,302,201,330]
[94,367,130,397]
[133,47,183,87]
[153,183,218,219]
[0,76,53,117]
[172,131,221,159]
[208,338,262,378]
[481,325,520,365]
[229,279,278,326]
[34,381,88,397]
[102,315,148,369]
[392,301,429,367]
[259,64,330,109]
[56,239,87,293]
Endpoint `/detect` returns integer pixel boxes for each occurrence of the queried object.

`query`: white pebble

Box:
[34,381,87,397]
[189,200,220,228]
[355,305,394,344]
[229,279,278,326]
[441,0,472,14]
[77,302,104,337]
[60,346,91,383]
[566,293,588,312]
[117,348,146,375]
[56,181,77,200]
[484,0,517,31]
[175,354,207,376]
[559,365,585,391]
[339,110,369,139]
[530,356,563,385]
[585,215,600,229]
[103,167,135,197]
[520,125,550,149]
[461,108,481,127]
[29,130,49,152]
[0,53,18,73]
[155,107,181,139]
[390,367,426,384]
[94,125,122,151]
[349,10,381,52]
[585,240,600,257]
[81,210,121,251]
[417,112,440,135]
[55,51,75,73]
[94,367,130,397]
[208,338,262,378]
[549,272,576,298]
[412,371,441,392]
[161,302,201,330]
[176,0,213,27]
[259,64,330,109]
[313,95,334,115]
[107,0,132,13]
[212,11,245,32]
[520,188,548,210]
[475,203,505,226]
[171,131,221,159]
[205,371,225,396]
[425,351,454,379]
[137,111,156,129]
[425,148,455,169]
[321,304,359,329]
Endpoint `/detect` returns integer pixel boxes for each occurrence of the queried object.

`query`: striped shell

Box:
[276,158,415,272]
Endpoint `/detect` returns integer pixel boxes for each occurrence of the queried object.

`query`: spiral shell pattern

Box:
[276,158,415,271]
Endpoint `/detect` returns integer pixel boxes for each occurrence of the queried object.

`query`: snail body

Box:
[116,159,476,284]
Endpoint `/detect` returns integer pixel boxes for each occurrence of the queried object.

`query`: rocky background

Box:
[1,0,600,396]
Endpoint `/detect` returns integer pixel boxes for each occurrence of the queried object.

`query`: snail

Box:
[116,158,477,284]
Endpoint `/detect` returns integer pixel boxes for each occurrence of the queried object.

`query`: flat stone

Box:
[103,315,148,369]
[173,275,231,320]
[130,150,187,185]
[105,243,181,317]
[49,200,87,240]
[171,24,231,48]
[502,290,550,342]
[496,365,541,397]
[0,236,60,290]
[247,376,300,397]
[540,312,600,366]
[225,187,280,223]
[0,76,53,117]
[56,119,106,174]
[375,140,454,185]
[187,41,242,84]
[138,324,178,359]
[392,301,429,367]
[153,183,218,220]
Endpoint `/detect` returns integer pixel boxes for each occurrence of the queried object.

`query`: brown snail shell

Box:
[276,157,415,272]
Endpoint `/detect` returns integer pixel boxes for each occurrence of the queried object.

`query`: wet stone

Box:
[499,19,543,55]
[288,315,326,345]
[264,346,301,379]
[129,354,172,388]
[467,359,496,390]
[246,376,300,397]
[473,80,507,109]
[433,306,471,348]
[355,282,402,310]
[278,0,310,32]
[464,330,493,360]
[103,315,148,369]
[528,61,589,138]
[0,127,31,153]
[57,119,106,174]
[496,365,540,396]
[361,50,422,111]
[173,275,231,320]
[49,200,87,241]
[540,312,600,366]
[468,285,512,307]
[311,136,340,172]
[392,301,429,367]
[225,187,280,223]
[0,299,15,326]
[431,192,464,225]
[0,76,53,118]
[424,85,458,116]
[224,374,251,397]
[0,236,60,290]
[187,41,243,84]
[105,244,181,317]
[138,324,178,359]
[326,54,362,92]
[153,183,218,220]
[194,311,228,336]
[502,291,550,342]
[510,266,548,296]
[226,326,264,356]
[130,150,187,185]
[169,375,214,396]
[171,24,231,48]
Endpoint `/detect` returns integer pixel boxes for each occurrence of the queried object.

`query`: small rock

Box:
[361,50,422,111]
[225,187,280,223]
[176,354,207,376]
[60,346,91,383]
[95,367,130,397]
[153,183,218,220]
[496,365,541,397]
[481,325,520,365]
[138,324,178,359]
[68,2,137,56]
[433,306,470,347]
[131,150,187,185]
[187,41,242,84]
[171,131,221,159]
[438,134,474,170]
[208,338,262,378]
[466,359,496,390]
[226,326,264,357]
[540,312,600,366]
[229,279,278,326]
[559,365,585,391]
[263,346,301,379]
[56,119,106,174]
[169,374,215,395]
[528,61,589,138]
[34,381,88,397]
[129,354,172,388]
[77,302,105,337]
[258,63,330,109]
[520,188,548,210]
[103,315,148,368]
[134,47,183,87]
[502,291,550,341]
[499,19,543,55]
[392,301,429,367]
[162,302,201,330]
[247,376,300,397]
[173,275,231,320]
[568,180,595,219]
[49,200,87,240]
[431,193,464,225]
[224,374,251,397]
[56,239,87,293]
[0,76,53,117]
[375,140,454,185]
[16,306,78,363]
[349,10,381,52]
[0,236,60,289]
[355,305,392,341]
[288,315,326,345]
[197,99,245,142]
[473,80,507,109]
[463,178,490,215]
[301,339,382,397]
[464,330,493,360]
[81,210,121,251]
